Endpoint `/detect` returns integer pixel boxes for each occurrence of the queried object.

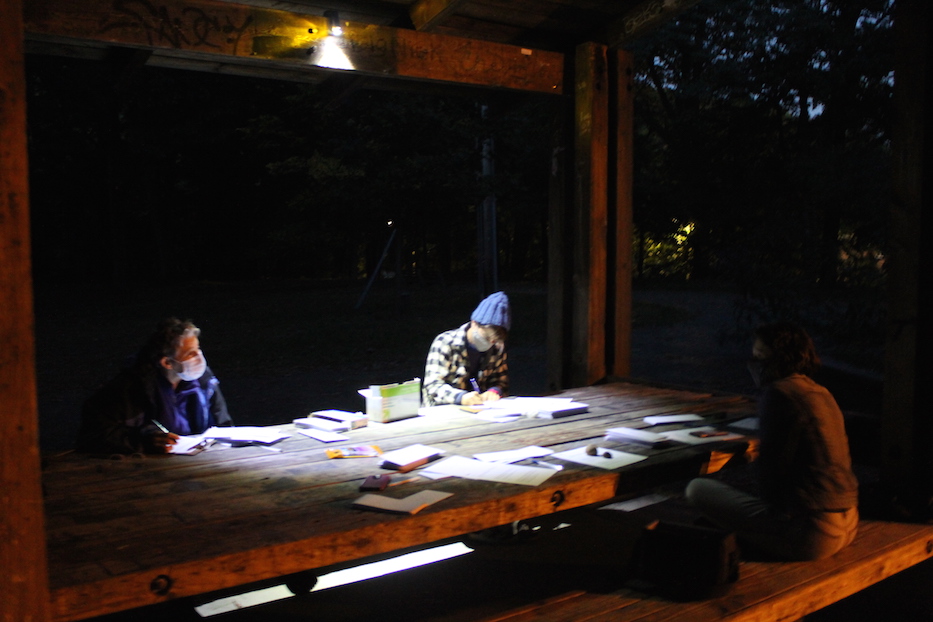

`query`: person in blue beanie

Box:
[422,291,510,407]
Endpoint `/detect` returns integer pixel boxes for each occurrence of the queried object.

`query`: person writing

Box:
[686,321,859,560]
[422,291,510,407]
[77,317,232,454]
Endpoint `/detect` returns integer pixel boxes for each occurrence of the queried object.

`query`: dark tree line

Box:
[26,0,893,364]
[26,57,553,285]
[629,0,893,365]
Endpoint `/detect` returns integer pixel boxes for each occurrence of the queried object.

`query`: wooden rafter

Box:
[410,0,468,32]
[23,0,565,94]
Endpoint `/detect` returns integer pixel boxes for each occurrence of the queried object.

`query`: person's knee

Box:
[685,477,713,505]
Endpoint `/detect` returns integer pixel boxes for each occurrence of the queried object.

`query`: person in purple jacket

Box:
[77,317,232,454]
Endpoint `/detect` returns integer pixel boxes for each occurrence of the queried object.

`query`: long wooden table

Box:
[41,382,756,622]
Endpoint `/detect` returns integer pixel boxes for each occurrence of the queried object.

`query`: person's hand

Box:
[479,391,501,402]
[462,391,483,406]
[141,427,179,453]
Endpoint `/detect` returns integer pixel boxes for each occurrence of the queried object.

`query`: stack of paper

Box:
[604,426,667,445]
[203,426,291,446]
[294,417,349,433]
[379,444,444,472]
[311,409,368,430]
[550,446,647,470]
[422,456,558,486]
[485,397,589,419]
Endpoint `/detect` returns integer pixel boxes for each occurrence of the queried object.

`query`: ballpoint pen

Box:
[151,420,170,434]
[470,378,480,392]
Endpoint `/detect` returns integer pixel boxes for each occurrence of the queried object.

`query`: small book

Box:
[379,444,444,472]
[352,490,453,515]
[311,409,368,430]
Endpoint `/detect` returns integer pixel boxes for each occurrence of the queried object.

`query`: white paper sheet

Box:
[379,444,443,468]
[298,428,349,443]
[643,414,704,425]
[551,446,648,470]
[604,426,667,444]
[167,435,214,455]
[421,456,557,486]
[473,446,553,463]
[203,426,291,445]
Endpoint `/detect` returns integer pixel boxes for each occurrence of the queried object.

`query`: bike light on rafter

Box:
[324,10,343,36]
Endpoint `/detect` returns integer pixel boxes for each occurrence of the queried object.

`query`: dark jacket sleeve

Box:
[76,370,156,454]
[207,374,233,427]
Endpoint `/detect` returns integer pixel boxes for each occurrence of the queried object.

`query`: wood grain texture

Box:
[43,382,755,621]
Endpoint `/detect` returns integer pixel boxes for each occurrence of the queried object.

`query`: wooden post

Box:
[881,0,933,510]
[1,0,52,619]
[571,41,610,388]
[547,42,634,390]
[610,48,634,379]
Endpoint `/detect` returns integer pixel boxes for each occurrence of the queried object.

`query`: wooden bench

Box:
[475,519,933,622]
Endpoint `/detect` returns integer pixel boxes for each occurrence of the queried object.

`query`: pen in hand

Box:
[470,378,480,392]
[150,420,179,451]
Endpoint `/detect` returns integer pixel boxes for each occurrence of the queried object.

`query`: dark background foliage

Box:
[27,0,894,451]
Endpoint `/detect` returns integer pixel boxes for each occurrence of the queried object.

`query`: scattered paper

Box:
[168,435,214,455]
[473,446,553,463]
[203,426,291,445]
[551,446,647,470]
[379,444,444,470]
[298,428,349,443]
[422,456,557,486]
[486,397,589,418]
[352,490,453,514]
[604,426,667,444]
[643,414,703,425]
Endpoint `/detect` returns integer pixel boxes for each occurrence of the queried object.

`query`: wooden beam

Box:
[607,0,702,48]
[23,0,564,94]
[410,0,467,32]
[0,0,51,620]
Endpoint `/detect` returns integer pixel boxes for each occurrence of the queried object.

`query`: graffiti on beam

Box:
[621,0,696,37]
[99,0,253,52]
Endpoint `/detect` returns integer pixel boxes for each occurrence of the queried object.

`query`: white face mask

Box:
[174,351,207,382]
[472,329,493,353]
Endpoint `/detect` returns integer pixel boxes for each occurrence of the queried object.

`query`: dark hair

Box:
[142,317,200,365]
[755,321,820,378]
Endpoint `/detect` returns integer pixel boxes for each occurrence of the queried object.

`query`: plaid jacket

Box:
[422,323,509,406]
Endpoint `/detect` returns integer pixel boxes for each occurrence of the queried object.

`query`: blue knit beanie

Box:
[471,291,511,330]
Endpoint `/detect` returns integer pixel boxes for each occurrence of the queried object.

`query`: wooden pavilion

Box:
[1,1,929,620]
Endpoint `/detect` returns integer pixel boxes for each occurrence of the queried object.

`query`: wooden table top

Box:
[41,381,756,622]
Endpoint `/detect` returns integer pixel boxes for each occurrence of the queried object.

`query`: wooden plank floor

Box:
[43,382,758,622]
[475,519,933,622]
